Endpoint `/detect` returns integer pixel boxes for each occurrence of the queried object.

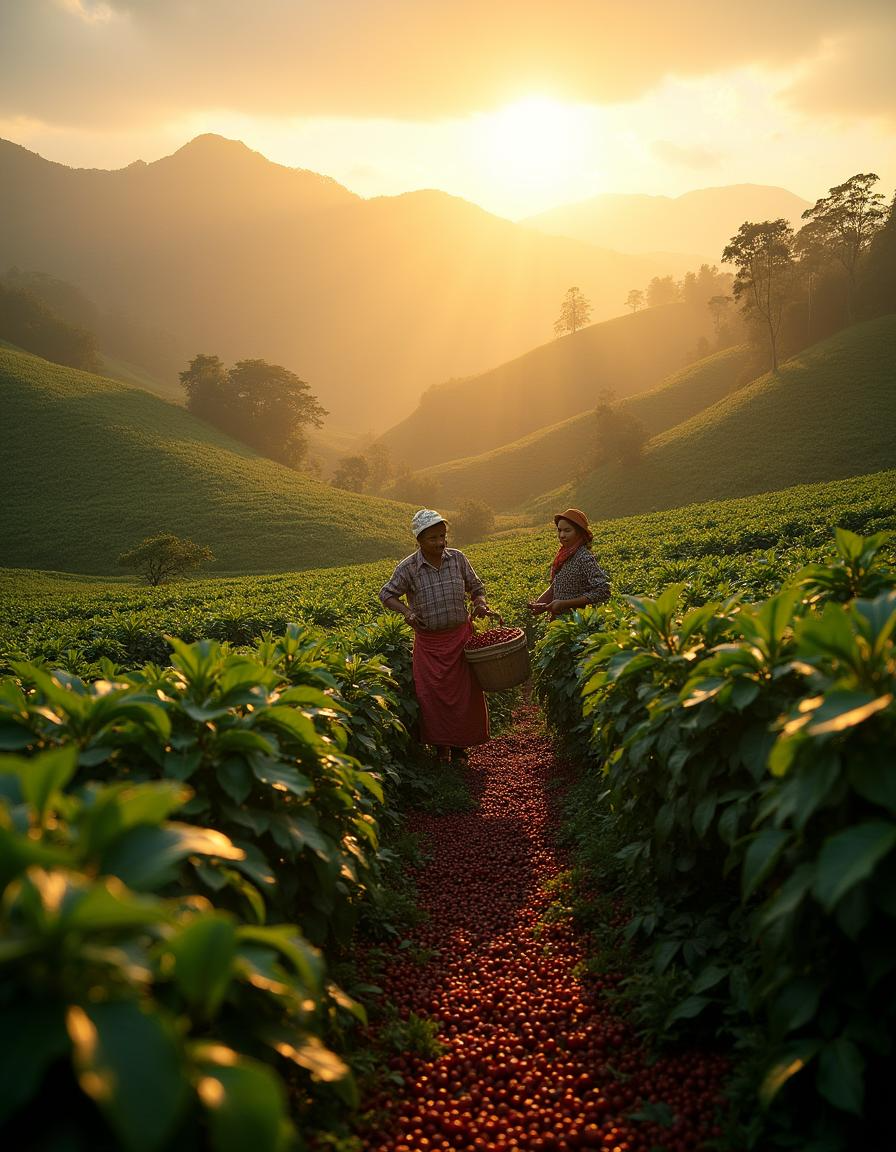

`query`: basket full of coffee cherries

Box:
[464,621,530,691]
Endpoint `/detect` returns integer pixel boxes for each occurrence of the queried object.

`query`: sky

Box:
[2,0,896,219]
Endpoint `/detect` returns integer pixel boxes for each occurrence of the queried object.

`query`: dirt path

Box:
[361,708,728,1152]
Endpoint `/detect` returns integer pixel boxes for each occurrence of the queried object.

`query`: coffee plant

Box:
[534,529,895,1151]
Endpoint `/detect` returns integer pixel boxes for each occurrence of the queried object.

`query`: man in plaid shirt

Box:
[380,509,494,762]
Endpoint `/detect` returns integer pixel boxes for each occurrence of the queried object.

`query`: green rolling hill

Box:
[416,343,755,511]
[378,302,715,469]
[0,346,414,574]
[528,316,896,521]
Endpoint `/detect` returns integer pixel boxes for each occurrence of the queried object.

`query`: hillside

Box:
[414,344,755,510]
[378,303,714,469]
[524,184,810,261]
[0,134,701,430]
[0,346,414,573]
[529,316,896,521]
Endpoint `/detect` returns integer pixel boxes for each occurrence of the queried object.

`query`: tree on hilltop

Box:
[553,287,592,337]
[723,219,795,373]
[118,533,214,586]
[800,173,887,322]
[179,355,327,468]
[625,289,645,313]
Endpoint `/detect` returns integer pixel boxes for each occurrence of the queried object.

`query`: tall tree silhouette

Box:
[723,220,795,373]
[553,287,592,336]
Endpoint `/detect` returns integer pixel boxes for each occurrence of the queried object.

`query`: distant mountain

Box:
[529,316,896,522]
[524,185,811,262]
[414,343,755,511]
[0,135,707,430]
[0,345,413,574]
[377,303,714,470]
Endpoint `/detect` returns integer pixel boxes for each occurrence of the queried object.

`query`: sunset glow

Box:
[473,97,595,201]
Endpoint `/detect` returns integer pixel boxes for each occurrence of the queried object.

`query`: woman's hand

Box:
[527,600,549,615]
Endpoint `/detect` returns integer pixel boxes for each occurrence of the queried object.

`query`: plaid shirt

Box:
[379,548,485,630]
[553,546,611,605]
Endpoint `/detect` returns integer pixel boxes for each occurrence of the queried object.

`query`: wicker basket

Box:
[464,629,530,692]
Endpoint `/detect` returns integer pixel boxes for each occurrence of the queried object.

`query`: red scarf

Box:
[550,542,580,579]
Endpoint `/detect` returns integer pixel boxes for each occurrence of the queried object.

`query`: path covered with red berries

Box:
[361,708,728,1152]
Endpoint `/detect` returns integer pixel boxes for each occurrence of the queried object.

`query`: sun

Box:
[470,96,594,216]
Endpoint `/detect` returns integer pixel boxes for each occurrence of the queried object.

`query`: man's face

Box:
[418,523,447,555]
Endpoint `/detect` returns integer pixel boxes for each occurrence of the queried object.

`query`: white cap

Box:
[411,508,445,537]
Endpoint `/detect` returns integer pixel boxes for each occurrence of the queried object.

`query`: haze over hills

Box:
[0,134,707,431]
[414,344,756,511]
[524,185,811,261]
[0,345,414,574]
[529,316,896,522]
[378,303,714,469]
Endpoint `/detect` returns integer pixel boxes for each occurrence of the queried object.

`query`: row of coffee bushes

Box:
[534,530,895,1150]
[0,619,415,1151]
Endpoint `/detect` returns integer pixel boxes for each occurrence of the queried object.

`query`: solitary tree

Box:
[451,499,496,545]
[593,393,648,467]
[118,533,214,586]
[553,287,593,337]
[722,219,795,372]
[799,173,886,322]
[625,289,645,313]
[331,455,370,493]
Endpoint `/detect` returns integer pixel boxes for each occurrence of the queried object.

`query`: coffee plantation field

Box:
[2,467,895,1152]
[2,469,894,675]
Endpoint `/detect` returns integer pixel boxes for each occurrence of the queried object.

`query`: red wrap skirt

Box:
[412,619,489,748]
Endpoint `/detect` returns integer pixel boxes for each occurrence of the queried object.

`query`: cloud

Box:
[650,141,721,170]
[782,21,896,123]
[1,1,894,129]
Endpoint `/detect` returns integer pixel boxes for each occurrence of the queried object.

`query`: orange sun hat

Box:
[553,507,593,543]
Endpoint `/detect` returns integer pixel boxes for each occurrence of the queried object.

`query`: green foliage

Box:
[415,343,753,512]
[180,355,327,469]
[0,280,100,372]
[0,344,413,573]
[118,532,214,586]
[546,316,896,524]
[0,746,347,1152]
[534,527,896,1150]
[450,499,496,545]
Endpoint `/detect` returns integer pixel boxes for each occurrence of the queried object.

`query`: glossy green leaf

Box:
[102,823,244,890]
[742,828,790,901]
[168,914,237,1019]
[759,1040,819,1108]
[195,1049,289,1152]
[816,1037,865,1116]
[812,821,896,910]
[68,1001,188,1152]
[0,746,77,823]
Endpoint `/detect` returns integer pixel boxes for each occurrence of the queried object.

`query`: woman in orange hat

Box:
[527,508,610,618]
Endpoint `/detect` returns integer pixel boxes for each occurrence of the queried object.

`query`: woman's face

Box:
[555,518,582,547]
[418,522,447,559]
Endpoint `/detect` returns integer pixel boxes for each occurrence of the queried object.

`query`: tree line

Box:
[722,172,893,371]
